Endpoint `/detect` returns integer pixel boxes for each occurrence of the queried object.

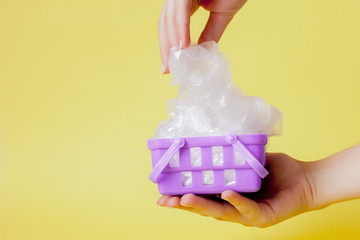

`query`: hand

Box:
[157,153,316,227]
[158,0,248,73]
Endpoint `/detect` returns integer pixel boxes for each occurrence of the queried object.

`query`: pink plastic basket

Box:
[148,134,268,195]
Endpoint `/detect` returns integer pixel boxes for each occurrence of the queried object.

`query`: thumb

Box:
[198,12,234,44]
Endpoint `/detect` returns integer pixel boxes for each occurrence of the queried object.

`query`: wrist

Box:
[302,160,327,211]
[303,144,360,210]
[302,162,322,211]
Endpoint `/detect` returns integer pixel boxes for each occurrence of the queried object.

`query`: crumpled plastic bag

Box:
[155,41,282,138]
[154,42,282,187]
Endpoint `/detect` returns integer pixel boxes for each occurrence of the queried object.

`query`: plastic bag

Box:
[155,41,282,139]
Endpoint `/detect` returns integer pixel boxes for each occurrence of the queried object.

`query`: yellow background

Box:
[0,0,359,239]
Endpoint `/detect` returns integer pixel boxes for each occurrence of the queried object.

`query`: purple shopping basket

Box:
[148,134,268,195]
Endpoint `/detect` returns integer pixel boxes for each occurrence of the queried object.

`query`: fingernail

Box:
[221,193,229,201]
[179,39,183,49]
[161,63,165,74]
[180,201,190,207]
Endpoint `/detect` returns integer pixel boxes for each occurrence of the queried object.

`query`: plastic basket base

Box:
[157,169,261,195]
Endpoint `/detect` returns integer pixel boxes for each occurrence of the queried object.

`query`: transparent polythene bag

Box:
[155,41,282,140]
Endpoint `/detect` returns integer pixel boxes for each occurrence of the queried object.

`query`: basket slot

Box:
[202,170,214,186]
[212,146,224,166]
[181,171,192,187]
[190,147,201,166]
[224,169,236,186]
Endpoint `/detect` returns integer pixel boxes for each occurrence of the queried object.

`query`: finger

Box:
[165,0,179,49]
[166,196,182,208]
[221,190,262,223]
[158,195,183,208]
[158,195,196,213]
[180,194,225,217]
[198,11,234,44]
[157,195,172,206]
[175,0,191,49]
[179,194,252,225]
[158,4,170,73]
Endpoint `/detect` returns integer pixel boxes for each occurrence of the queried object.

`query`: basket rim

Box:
[148,134,268,149]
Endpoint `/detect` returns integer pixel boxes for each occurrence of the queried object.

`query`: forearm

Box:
[307,143,360,209]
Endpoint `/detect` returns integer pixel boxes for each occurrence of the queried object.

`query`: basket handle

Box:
[149,137,185,183]
[226,135,269,179]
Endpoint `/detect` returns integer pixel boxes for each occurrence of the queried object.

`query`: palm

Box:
[241,153,314,225]
[157,153,315,227]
